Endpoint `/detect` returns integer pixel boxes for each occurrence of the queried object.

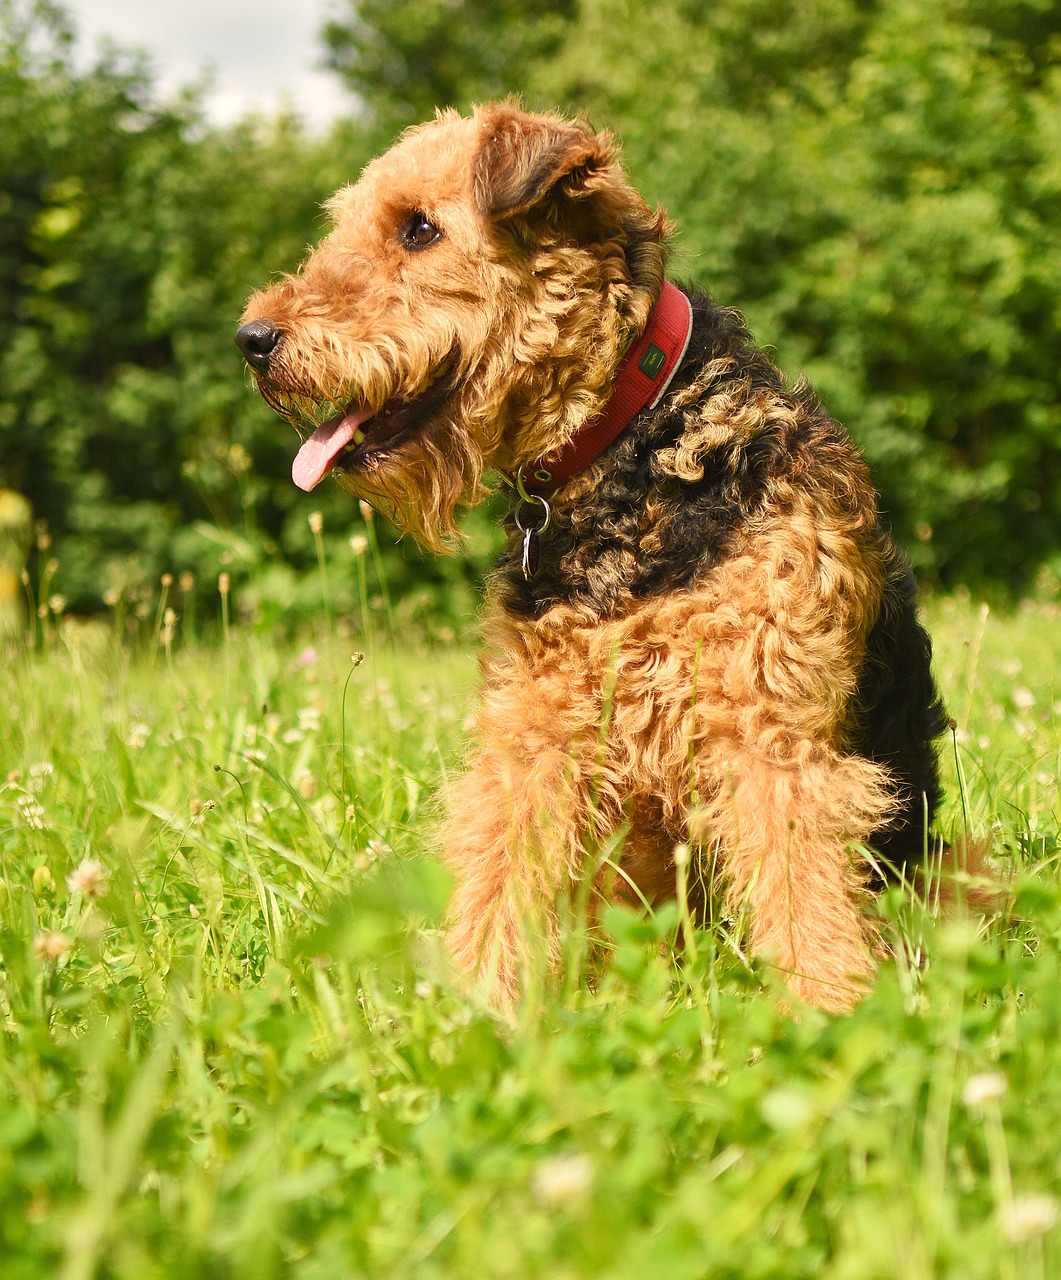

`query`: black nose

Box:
[235,320,283,372]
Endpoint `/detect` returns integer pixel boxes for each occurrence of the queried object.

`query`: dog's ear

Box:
[474,104,615,219]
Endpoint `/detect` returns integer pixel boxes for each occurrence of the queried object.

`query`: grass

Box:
[1,592,1059,1279]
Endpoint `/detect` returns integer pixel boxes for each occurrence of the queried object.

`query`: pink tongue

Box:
[291,406,373,491]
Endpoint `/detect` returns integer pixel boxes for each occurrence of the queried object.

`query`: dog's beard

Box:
[333,415,489,552]
[258,384,489,551]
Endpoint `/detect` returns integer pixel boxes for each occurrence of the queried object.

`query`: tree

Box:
[321,0,576,137]
[321,0,1061,589]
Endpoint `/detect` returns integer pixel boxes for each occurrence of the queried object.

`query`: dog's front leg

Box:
[440,666,608,1011]
[686,741,896,1011]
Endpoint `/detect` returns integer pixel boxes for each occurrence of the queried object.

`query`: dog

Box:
[236,102,950,1012]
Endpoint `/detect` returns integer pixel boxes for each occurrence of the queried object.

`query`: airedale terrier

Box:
[237,102,950,1012]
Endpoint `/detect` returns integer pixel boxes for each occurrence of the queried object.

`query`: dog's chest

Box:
[496,435,769,619]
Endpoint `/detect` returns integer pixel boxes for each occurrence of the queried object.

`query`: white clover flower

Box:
[999,1194,1059,1244]
[297,706,322,732]
[17,797,47,830]
[1012,686,1035,712]
[962,1072,1008,1108]
[531,1154,594,1208]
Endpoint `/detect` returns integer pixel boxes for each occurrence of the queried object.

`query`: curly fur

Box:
[240,102,950,1013]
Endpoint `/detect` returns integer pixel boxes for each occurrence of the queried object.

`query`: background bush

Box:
[2,0,1060,618]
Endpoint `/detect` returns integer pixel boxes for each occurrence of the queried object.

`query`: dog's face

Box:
[238,104,666,549]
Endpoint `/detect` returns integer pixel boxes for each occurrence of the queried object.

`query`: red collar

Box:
[521,281,693,494]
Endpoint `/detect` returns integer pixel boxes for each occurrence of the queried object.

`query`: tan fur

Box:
[444,493,895,1013]
[240,103,950,1014]
[243,103,665,550]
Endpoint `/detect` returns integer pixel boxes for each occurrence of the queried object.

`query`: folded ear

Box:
[474,103,615,219]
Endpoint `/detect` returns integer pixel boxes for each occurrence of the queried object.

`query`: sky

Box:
[63,0,350,130]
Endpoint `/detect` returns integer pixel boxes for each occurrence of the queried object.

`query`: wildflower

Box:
[17,797,47,829]
[295,646,318,668]
[160,573,173,589]
[218,572,230,597]
[962,1072,1008,1108]
[297,774,317,800]
[531,1154,594,1208]
[298,705,322,733]
[358,500,374,522]
[102,587,121,608]
[349,534,369,556]
[66,858,107,898]
[999,1194,1059,1244]
[33,931,72,961]
[28,762,54,792]
[48,595,66,615]
[179,571,195,593]
[308,510,324,535]
[1012,686,1035,712]
[125,723,150,749]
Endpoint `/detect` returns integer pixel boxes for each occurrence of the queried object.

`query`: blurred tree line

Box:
[2,0,1060,628]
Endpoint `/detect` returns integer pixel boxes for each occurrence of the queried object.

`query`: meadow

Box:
[1,589,1059,1279]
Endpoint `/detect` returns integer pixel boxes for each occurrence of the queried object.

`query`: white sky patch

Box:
[63,0,351,130]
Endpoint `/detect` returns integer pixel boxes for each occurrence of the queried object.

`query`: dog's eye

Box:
[403,213,442,250]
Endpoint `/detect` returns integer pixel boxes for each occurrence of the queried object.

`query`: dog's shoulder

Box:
[496,283,878,619]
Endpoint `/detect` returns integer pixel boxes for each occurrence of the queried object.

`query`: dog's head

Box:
[237,103,667,549]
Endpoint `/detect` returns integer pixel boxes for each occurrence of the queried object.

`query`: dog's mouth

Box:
[289,368,458,492]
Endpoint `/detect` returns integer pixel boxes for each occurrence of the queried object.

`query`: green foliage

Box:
[328,0,1061,589]
[321,0,575,141]
[1,599,1060,1276]
[0,1,492,625]
[2,0,1061,611]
